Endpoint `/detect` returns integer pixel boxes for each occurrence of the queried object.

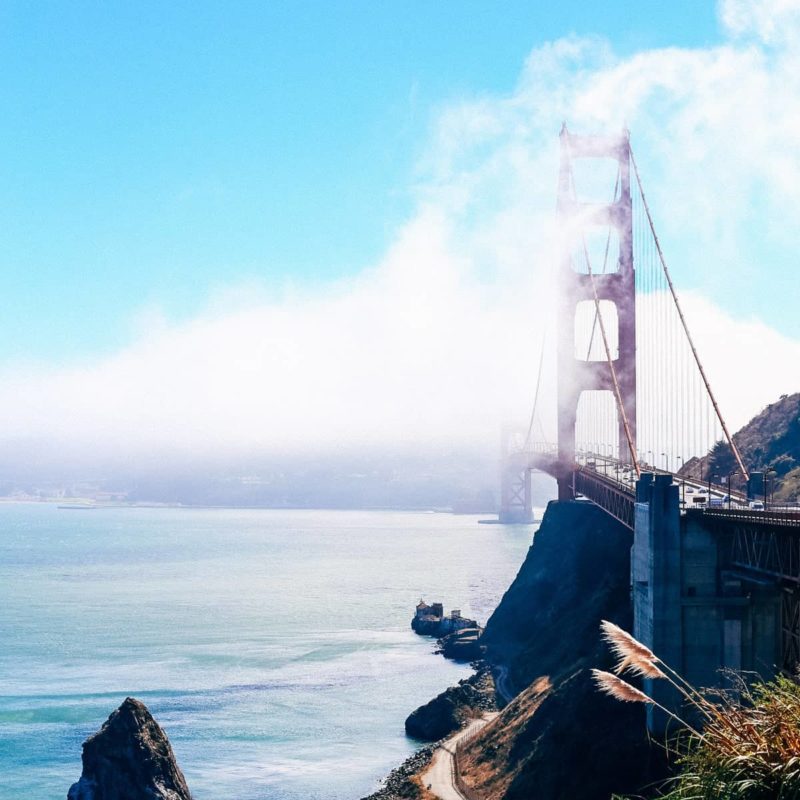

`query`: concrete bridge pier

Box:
[632,473,781,734]
[632,474,682,731]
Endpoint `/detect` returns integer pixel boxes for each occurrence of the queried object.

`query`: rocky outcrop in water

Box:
[411,600,478,637]
[67,697,191,800]
[439,627,483,660]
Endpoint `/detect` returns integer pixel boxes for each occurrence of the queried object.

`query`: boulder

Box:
[68,697,191,800]
[439,627,484,661]
[405,669,496,741]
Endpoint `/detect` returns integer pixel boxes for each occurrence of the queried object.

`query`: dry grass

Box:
[456,674,554,800]
[601,620,666,680]
[597,623,800,799]
[592,669,655,704]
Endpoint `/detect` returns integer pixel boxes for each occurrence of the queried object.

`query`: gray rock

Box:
[67,697,191,800]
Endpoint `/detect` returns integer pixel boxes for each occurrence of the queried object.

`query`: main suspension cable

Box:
[523,334,547,451]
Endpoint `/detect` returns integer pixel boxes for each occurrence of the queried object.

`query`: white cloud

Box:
[2,0,800,469]
[720,0,800,43]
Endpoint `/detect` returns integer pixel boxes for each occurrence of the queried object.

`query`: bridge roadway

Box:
[573,458,800,586]
[515,447,800,584]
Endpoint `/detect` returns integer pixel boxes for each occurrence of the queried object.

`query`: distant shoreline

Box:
[0,498,499,514]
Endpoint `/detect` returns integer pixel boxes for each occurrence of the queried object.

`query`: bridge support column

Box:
[634,475,783,734]
[632,473,682,734]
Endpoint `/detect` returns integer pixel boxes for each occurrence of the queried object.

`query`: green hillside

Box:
[681,393,800,501]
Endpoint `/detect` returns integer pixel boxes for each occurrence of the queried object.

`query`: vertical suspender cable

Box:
[630,148,748,481]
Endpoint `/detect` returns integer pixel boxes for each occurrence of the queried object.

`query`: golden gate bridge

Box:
[499,126,800,688]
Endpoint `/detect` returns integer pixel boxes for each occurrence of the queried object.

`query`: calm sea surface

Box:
[0,504,536,799]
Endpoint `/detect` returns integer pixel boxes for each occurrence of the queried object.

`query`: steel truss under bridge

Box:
[702,510,800,674]
[573,467,635,530]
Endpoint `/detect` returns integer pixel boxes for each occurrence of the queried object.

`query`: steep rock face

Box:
[458,500,662,800]
[482,499,633,691]
[68,697,191,800]
[460,657,656,800]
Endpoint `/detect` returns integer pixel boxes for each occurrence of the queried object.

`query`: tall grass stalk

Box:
[597,622,800,799]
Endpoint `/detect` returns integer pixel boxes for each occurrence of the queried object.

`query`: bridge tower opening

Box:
[556,126,636,500]
[575,390,619,461]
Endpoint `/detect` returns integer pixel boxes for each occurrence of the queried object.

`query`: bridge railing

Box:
[507,440,559,457]
[701,507,800,528]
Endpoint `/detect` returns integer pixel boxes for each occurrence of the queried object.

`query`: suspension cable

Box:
[585,169,621,360]
[580,233,641,476]
[629,147,748,480]
[523,334,546,451]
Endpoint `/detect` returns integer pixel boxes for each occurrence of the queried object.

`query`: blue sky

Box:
[0,1,723,363]
[4,0,800,466]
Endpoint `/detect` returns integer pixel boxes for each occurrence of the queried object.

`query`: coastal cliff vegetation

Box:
[682,392,800,501]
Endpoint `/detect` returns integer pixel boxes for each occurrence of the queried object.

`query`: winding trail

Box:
[422,712,498,800]
[493,664,515,705]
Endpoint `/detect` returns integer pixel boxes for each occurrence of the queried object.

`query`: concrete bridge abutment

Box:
[632,473,781,734]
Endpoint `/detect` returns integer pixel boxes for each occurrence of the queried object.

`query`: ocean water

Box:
[0,504,536,799]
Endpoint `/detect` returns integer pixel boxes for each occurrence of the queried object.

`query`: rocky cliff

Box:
[404,667,496,740]
[404,500,663,800]
[67,697,191,800]
[481,500,632,688]
[456,500,660,800]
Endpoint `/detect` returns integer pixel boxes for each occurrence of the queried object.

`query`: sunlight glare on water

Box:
[0,505,536,799]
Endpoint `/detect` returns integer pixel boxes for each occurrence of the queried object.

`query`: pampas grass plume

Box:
[592,669,654,705]
[615,653,666,680]
[601,619,656,662]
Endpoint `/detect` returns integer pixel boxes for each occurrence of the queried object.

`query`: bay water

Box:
[0,504,535,799]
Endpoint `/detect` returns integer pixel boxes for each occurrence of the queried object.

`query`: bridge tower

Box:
[556,126,636,500]
[499,427,534,523]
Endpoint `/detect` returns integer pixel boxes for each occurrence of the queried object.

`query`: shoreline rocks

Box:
[405,665,497,741]
[438,627,483,660]
[359,743,437,800]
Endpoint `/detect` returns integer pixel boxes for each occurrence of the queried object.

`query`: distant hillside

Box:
[680,393,800,501]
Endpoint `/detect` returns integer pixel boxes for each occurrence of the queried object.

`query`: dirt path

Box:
[422,712,498,800]
[493,664,515,705]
